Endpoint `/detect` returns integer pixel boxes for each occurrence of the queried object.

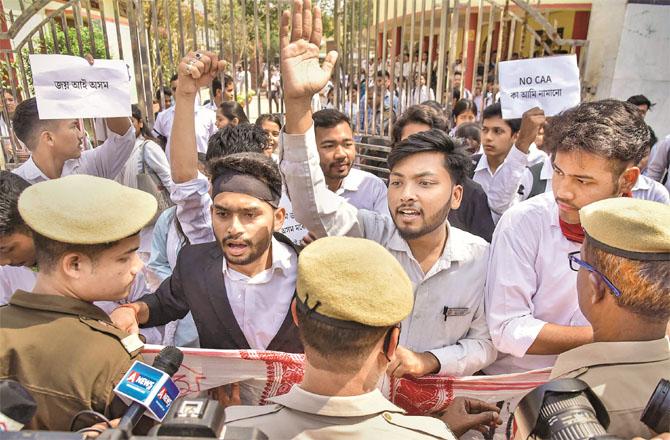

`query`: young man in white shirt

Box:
[313,109,388,215]
[110,51,302,354]
[474,103,544,223]
[153,74,217,162]
[11,98,134,184]
[279,16,495,377]
[484,99,651,374]
[0,171,35,304]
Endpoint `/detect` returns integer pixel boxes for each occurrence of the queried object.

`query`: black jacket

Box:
[142,233,303,353]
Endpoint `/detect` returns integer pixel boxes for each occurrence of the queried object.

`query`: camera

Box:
[515,378,670,440]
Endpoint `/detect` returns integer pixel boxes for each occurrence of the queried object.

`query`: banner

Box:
[143,345,551,415]
[499,54,581,119]
[29,54,131,119]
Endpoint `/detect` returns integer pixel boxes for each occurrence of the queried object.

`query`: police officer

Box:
[224,236,502,438]
[529,198,670,438]
[0,174,157,430]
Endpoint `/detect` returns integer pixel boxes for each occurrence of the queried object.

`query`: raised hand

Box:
[280,0,338,103]
[176,50,225,97]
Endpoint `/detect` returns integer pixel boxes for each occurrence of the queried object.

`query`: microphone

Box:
[0,380,37,431]
[115,346,183,433]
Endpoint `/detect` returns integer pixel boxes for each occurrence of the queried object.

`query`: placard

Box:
[29,54,131,119]
[499,54,580,119]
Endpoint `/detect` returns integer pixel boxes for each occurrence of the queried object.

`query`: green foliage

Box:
[15,24,107,95]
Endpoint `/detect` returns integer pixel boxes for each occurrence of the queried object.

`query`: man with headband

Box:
[110,52,302,354]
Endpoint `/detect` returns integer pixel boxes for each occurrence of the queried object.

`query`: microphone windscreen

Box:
[0,380,37,425]
[152,346,183,376]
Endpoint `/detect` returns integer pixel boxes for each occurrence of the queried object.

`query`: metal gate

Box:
[1,0,588,175]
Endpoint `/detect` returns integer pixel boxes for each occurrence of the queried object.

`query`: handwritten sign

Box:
[29,54,131,119]
[499,54,580,119]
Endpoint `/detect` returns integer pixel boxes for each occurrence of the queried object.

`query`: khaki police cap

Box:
[18,174,158,245]
[579,197,670,261]
[296,236,414,327]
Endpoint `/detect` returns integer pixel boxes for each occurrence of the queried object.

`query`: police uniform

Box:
[225,386,456,439]
[0,291,144,430]
[223,236,456,439]
[550,337,670,438]
[0,175,157,430]
[518,198,670,439]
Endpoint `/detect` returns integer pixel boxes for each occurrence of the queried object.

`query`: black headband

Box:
[211,168,281,208]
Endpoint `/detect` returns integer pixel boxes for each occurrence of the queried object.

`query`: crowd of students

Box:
[0,0,668,438]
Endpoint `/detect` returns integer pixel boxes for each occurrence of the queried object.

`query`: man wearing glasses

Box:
[547,197,669,438]
[484,100,652,375]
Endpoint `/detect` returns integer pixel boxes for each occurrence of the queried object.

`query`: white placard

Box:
[499,54,580,119]
[29,54,131,119]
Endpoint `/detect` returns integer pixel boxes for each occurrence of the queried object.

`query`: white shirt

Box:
[280,126,496,376]
[472,146,530,223]
[337,167,389,216]
[152,105,217,162]
[13,124,136,184]
[632,174,670,204]
[484,192,589,375]
[0,265,36,305]
[516,154,552,199]
[527,144,548,167]
[223,237,297,350]
[645,135,670,193]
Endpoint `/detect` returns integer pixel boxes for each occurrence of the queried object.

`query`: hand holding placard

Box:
[29,54,131,119]
[499,55,580,119]
[516,107,546,154]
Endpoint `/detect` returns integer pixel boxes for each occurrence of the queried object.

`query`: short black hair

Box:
[312,109,351,130]
[154,86,172,102]
[207,152,282,202]
[130,104,156,140]
[170,73,178,83]
[376,70,391,79]
[255,113,282,130]
[218,101,249,125]
[223,74,234,87]
[211,77,222,94]
[452,99,478,118]
[481,102,521,133]
[33,232,122,273]
[545,99,650,169]
[12,97,55,150]
[206,124,268,161]
[388,128,471,185]
[455,122,481,144]
[626,94,653,109]
[392,104,448,144]
[0,171,31,236]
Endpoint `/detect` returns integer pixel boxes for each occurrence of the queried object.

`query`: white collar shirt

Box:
[472,145,529,223]
[280,125,496,376]
[13,124,135,184]
[484,192,589,375]
[0,265,36,305]
[632,174,670,204]
[152,105,217,162]
[517,154,553,200]
[527,143,548,166]
[335,167,389,216]
[221,237,297,350]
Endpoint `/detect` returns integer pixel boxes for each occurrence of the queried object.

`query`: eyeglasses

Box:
[567,251,622,297]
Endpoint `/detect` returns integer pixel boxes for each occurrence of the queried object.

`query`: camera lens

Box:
[537,392,608,440]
